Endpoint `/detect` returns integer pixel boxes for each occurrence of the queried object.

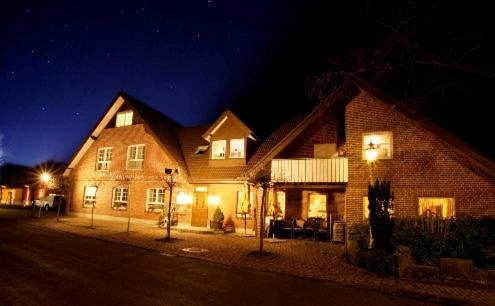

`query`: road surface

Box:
[0,209,435,306]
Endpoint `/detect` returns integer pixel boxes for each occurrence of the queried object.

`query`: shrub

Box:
[392,217,495,269]
[213,206,224,222]
[349,222,370,249]
[368,179,395,251]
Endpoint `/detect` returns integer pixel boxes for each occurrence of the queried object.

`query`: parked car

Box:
[35,194,66,211]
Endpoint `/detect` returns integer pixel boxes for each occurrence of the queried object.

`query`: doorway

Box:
[191,191,208,227]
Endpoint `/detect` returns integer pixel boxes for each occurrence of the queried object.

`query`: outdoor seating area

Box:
[268,215,344,242]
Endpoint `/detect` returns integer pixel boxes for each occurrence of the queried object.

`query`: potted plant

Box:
[210,206,224,230]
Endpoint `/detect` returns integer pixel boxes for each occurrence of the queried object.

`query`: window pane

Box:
[116,111,133,127]
[211,140,226,159]
[419,197,454,218]
[127,145,145,169]
[363,197,370,220]
[230,139,245,158]
[308,193,327,219]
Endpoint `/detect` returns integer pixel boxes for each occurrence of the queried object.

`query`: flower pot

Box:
[210,220,223,230]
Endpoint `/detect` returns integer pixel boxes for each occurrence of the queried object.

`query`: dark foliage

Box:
[368,179,395,251]
[392,217,495,269]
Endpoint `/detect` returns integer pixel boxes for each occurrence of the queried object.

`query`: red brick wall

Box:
[278,114,338,159]
[69,123,186,221]
[345,90,495,223]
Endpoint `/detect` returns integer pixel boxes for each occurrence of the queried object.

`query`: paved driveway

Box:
[4,208,495,305]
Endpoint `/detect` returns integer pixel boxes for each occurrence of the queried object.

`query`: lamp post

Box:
[39,172,51,218]
[164,167,179,240]
[364,141,378,249]
[364,141,378,183]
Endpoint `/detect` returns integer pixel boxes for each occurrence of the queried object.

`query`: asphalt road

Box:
[0,209,435,306]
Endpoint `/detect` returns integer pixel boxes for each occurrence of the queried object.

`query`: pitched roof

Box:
[247,115,306,167]
[201,110,257,142]
[176,125,250,182]
[351,76,495,178]
[248,77,495,179]
[64,92,186,176]
[120,92,187,174]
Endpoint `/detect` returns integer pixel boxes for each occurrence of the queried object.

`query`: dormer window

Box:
[116,111,133,127]
[211,140,226,159]
[194,145,209,155]
[230,139,245,158]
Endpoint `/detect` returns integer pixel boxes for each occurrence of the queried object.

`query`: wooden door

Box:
[191,192,208,227]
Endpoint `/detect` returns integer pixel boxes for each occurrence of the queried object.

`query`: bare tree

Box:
[249,168,272,255]
[112,170,139,233]
[54,175,72,223]
[157,168,180,241]
[87,173,105,228]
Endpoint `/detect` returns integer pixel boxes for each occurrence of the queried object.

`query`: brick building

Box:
[64,79,495,235]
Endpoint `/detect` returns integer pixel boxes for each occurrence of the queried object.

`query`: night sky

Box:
[1,1,494,166]
[0,0,305,166]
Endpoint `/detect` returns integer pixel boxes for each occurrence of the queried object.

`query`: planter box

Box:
[440,258,473,280]
[209,220,223,230]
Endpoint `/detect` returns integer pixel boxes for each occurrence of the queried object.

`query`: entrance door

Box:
[191,192,208,227]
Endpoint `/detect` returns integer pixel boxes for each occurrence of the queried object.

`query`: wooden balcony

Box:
[270,158,348,183]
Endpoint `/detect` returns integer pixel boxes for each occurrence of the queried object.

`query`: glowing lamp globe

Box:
[365,141,378,163]
[41,172,51,183]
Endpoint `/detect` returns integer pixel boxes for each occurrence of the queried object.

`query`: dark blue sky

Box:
[0,1,302,166]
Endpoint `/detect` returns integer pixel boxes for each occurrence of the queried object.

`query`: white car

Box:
[35,194,66,211]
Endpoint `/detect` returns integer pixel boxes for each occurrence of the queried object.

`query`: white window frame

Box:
[211,140,226,159]
[112,187,128,210]
[116,111,133,127]
[362,131,393,160]
[146,188,165,212]
[83,186,97,208]
[229,139,245,159]
[96,147,112,171]
[127,144,145,170]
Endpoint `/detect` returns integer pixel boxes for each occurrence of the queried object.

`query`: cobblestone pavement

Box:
[26,215,495,305]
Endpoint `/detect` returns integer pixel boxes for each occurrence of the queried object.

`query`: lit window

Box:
[363,196,370,220]
[419,197,455,219]
[230,139,245,158]
[116,111,133,127]
[146,188,165,212]
[194,145,209,155]
[211,140,226,159]
[236,190,254,218]
[362,132,393,160]
[308,193,327,219]
[112,187,128,210]
[96,147,112,170]
[83,186,97,207]
[127,145,145,169]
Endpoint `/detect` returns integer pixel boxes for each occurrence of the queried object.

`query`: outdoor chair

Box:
[317,218,330,241]
[304,217,318,240]
[282,217,295,238]
[293,218,305,238]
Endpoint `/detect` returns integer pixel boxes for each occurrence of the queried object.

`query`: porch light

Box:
[364,141,378,163]
[177,191,193,205]
[208,195,219,205]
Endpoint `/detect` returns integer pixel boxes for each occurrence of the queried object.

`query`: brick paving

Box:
[25,215,495,305]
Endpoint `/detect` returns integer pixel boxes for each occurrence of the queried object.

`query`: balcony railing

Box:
[271,158,348,183]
